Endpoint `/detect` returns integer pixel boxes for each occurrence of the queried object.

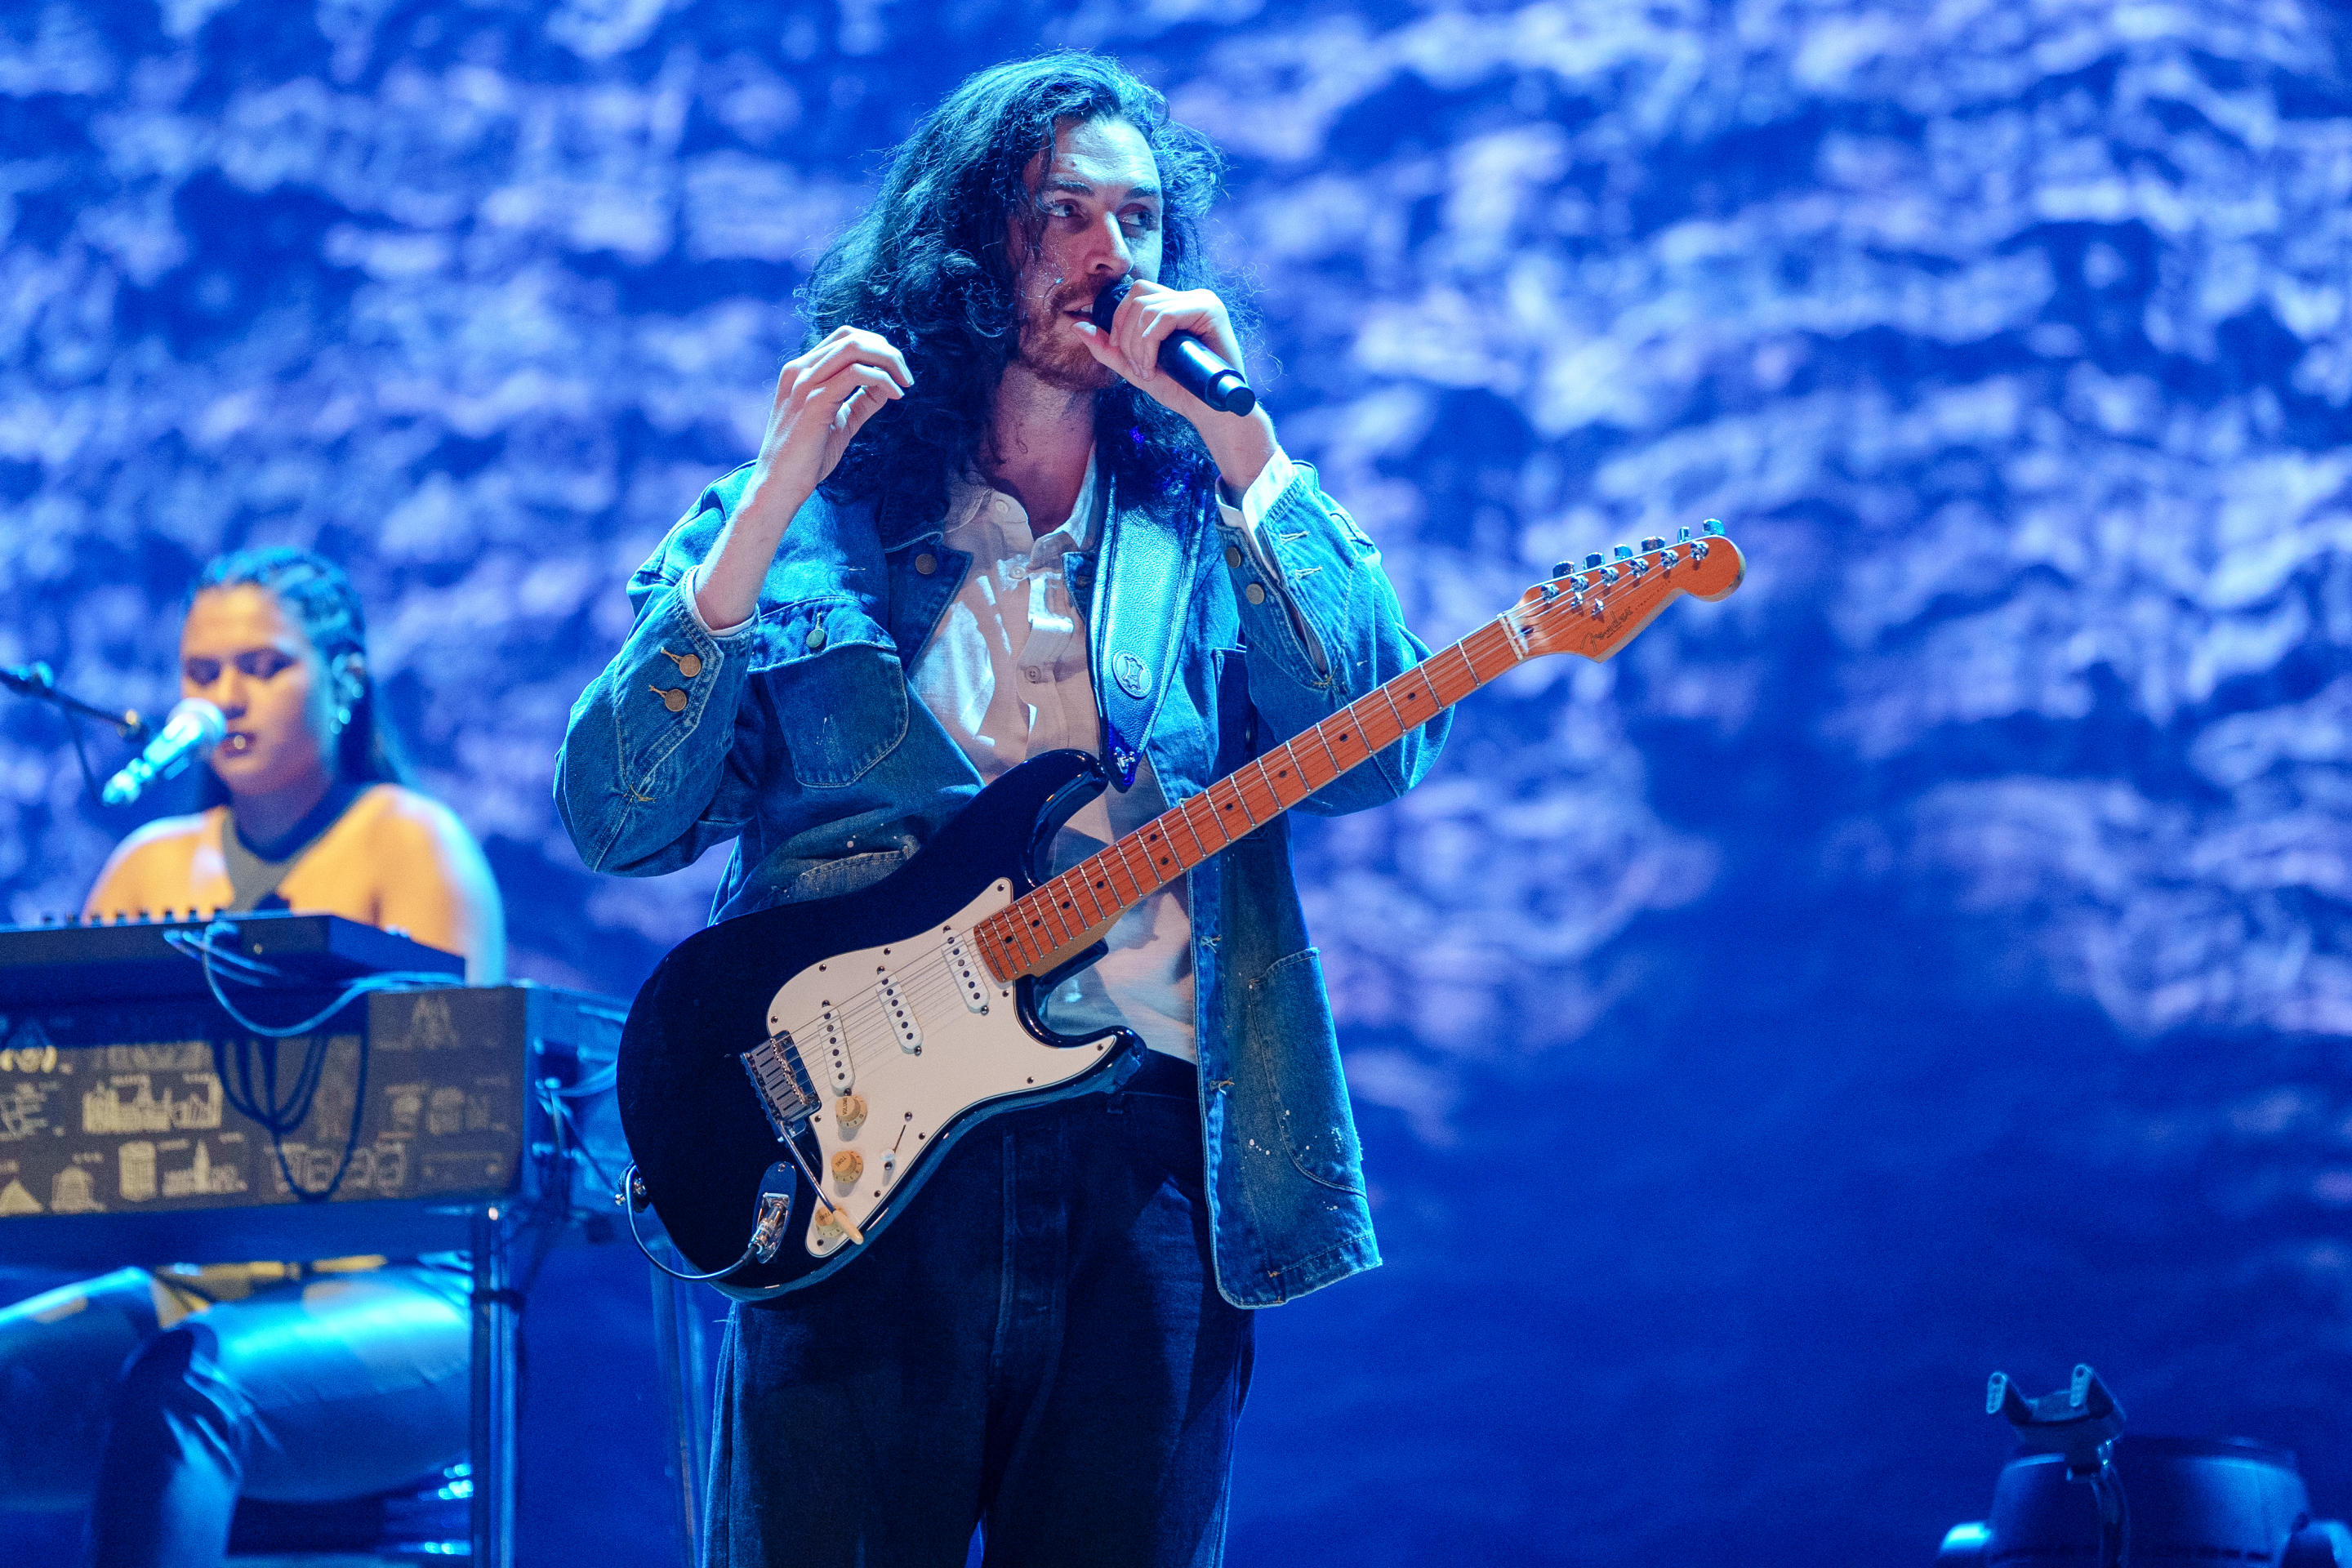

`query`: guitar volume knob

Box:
[835,1094,868,1133]
[831,1150,864,1185]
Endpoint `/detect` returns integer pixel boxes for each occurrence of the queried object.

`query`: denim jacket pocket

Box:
[752,597,909,788]
[1245,947,1366,1193]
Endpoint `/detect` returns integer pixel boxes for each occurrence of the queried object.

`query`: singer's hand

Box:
[749,327,913,509]
[699,327,912,630]
[1076,278,1242,416]
[1078,279,1275,491]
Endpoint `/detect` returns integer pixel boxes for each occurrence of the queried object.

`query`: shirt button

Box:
[1225,545,1244,569]
[1005,563,1027,584]
[915,552,938,576]
[1245,582,1268,606]
[806,625,827,651]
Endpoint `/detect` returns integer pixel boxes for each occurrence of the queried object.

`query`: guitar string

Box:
[773,672,1461,1074]
[764,760,1319,1073]
[764,555,1700,1081]
[771,777,1306,1081]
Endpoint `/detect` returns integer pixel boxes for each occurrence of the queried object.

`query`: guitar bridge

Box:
[740,1034,820,1138]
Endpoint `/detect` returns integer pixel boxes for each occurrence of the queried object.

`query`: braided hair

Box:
[191,546,410,804]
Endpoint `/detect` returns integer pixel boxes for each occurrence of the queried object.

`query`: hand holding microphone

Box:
[102,698,225,805]
[1088,277,1256,416]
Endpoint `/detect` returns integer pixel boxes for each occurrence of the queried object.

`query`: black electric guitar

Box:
[617,523,1746,1296]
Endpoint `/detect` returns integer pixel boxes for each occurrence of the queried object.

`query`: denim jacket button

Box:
[1225,545,1245,569]
[662,648,702,679]
[650,684,688,713]
[1245,582,1267,606]
[806,625,828,651]
[914,553,938,576]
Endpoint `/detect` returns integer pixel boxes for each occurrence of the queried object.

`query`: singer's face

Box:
[180,586,338,803]
[1011,116,1163,393]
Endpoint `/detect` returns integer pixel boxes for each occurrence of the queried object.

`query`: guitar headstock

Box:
[1507,519,1745,662]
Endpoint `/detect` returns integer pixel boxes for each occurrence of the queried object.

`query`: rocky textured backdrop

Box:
[6,0,2352,1561]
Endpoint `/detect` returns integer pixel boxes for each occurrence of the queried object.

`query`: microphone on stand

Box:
[0,662,150,741]
[1091,278,1257,416]
[101,698,225,806]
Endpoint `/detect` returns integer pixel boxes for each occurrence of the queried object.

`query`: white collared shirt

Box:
[695,449,1298,1064]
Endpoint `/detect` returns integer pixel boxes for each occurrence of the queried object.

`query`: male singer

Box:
[559,51,1446,1566]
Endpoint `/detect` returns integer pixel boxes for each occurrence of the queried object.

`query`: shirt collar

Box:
[947,448,1102,557]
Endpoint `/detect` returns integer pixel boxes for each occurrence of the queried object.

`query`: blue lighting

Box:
[3,2,2349,1566]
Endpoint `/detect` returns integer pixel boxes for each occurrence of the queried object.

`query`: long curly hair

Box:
[803,51,1236,526]
[192,546,410,808]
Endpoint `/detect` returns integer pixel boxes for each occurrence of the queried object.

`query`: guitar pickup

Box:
[740,1035,819,1138]
[813,1006,852,1092]
[942,932,990,1013]
[876,972,922,1054]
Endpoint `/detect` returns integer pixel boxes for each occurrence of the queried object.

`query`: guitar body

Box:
[616,748,1138,1298]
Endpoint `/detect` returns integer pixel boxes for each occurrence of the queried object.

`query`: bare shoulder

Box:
[114,812,212,856]
[85,810,217,915]
[350,784,488,858]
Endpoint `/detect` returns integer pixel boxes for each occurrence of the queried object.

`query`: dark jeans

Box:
[706,1059,1255,1568]
[0,1262,470,1567]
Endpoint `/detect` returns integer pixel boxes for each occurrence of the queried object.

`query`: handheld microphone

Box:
[1091,278,1256,416]
[101,698,226,806]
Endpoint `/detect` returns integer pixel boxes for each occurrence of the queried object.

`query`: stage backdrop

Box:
[6,0,2352,1561]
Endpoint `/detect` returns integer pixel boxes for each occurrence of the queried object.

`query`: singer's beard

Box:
[1016,278,1119,394]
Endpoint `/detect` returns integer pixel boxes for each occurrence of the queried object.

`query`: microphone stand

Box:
[2,662,153,806]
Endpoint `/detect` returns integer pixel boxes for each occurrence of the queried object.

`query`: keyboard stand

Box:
[471,1204,520,1568]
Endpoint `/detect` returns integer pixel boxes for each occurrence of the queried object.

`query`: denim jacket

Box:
[555,459,1448,1307]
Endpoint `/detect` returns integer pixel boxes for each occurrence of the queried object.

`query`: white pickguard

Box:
[764,879,1116,1258]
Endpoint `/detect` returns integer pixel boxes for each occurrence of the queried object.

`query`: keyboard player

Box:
[0,547,506,1566]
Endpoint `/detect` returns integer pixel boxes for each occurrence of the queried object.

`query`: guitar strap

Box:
[1086,470,1209,790]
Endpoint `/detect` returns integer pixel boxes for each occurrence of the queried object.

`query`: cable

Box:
[167,926,451,1039]
[168,921,446,1203]
[622,1165,766,1284]
[537,1080,620,1196]
[63,707,105,807]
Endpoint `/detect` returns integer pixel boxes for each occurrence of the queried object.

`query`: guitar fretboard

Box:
[971,617,1526,982]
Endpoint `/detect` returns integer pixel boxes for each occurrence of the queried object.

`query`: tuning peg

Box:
[1612,544,1633,560]
[1640,536,1664,552]
[1583,553,1603,569]
[1550,561,1574,579]
[1701,518,1723,536]
[1677,526,1692,542]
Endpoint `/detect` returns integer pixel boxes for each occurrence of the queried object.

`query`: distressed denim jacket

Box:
[555,459,1448,1307]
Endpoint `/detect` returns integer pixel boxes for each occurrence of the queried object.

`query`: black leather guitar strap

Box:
[1088,472,1209,790]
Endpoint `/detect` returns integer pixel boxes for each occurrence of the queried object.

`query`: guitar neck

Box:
[972,617,1524,982]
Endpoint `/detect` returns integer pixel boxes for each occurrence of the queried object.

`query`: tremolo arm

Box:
[738,1032,864,1243]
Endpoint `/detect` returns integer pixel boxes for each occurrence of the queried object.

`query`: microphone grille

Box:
[167,697,229,744]
[1090,277,1134,332]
